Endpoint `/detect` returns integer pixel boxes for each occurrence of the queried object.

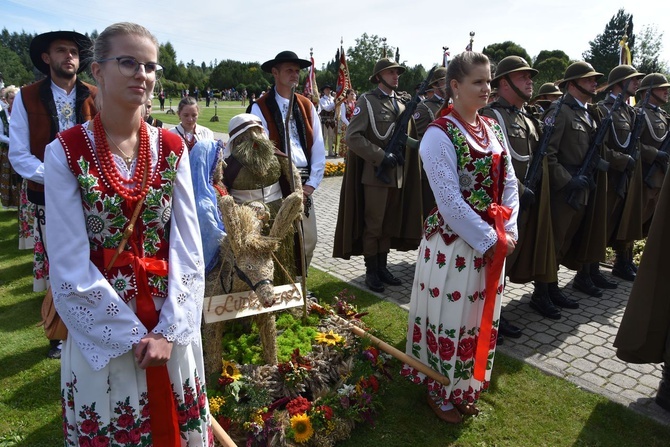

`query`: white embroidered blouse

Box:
[419,115,519,255]
[44,122,205,371]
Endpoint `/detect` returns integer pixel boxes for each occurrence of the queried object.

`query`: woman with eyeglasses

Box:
[169,96,214,151]
[44,22,213,446]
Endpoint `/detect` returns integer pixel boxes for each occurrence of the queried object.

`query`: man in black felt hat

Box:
[9,30,97,359]
[250,50,326,278]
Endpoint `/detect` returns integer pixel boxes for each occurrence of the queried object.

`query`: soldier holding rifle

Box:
[481,56,560,323]
[636,73,670,235]
[333,58,423,293]
[543,61,609,304]
[597,65,645,283]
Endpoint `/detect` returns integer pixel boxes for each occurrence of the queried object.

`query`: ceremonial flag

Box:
[443,47,450,67]
[303,55,319,105]
[334,45,352,105]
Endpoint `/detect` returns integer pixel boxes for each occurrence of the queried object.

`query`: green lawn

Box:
[152,98,246,135]
[1,207,669,446]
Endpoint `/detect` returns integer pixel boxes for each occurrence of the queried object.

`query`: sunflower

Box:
[314,330,344,346]
[290,413,314,443]
[221,360,242,381]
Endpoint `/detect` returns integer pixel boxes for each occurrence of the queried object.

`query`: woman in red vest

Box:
[44,22,213,446]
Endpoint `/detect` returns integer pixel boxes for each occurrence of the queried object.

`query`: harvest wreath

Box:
[207,291,393,447]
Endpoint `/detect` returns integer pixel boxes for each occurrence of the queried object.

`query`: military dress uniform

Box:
[543,91,608,300]
[412,93,444,219]
[333,59,423,293]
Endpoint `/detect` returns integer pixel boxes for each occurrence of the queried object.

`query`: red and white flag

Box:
[304,55,318,104]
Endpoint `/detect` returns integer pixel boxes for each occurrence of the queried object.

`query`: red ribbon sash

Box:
[102,248,180,446]
[473,203,512,382]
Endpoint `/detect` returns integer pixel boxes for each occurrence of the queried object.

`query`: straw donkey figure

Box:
[202,191,303,376]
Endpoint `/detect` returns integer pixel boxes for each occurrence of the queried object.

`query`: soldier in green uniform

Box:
[636,73,670,236]
[596,65,645,283]
[410,66,446,220]
[481,56,560,325]
[543,61,608,303]
[333,58,422,293]
[530,82,562,117]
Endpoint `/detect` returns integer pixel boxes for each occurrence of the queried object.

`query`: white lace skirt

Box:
[401,235,503,406]
[61,337,213,446]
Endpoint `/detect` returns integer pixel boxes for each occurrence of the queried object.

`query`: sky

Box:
[4,0,670,73]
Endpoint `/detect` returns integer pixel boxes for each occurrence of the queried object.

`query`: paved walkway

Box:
[310,174,669,426]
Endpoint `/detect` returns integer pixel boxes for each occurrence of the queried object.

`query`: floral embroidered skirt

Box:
[61,338,214,446]
[401,235,502,406]
[18,180,34,250]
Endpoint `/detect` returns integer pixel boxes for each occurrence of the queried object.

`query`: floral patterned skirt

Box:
[401,235,502,406]
[18,180,34,250]
[61,338,214,446]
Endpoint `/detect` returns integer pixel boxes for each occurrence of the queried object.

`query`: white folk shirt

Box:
[44,122,205,371]
[419,116,519,254]
[9,81,78,184]
[319,94,335,113]
[250,92,326,190]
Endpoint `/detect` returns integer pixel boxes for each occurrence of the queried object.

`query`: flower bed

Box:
[208,292,392,446]
[324,162,345,177]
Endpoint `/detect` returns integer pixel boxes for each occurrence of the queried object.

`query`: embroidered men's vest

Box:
[21,79,97,203]
[58,125,184,303]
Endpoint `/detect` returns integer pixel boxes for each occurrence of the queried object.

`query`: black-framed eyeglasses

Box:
[97,56,163,79]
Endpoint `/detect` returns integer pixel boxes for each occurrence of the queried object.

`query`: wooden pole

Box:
[210,415,237,447]
[313,304,450,386]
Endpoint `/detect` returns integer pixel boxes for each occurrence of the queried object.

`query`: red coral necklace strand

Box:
[94,114,151,201]
[450,108,490,147]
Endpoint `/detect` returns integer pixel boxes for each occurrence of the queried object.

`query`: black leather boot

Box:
[364,256,385,292]
[589,262,617,289]
[549,281,580,308]
[572,267,603,297]
[628,247,638,273]
[656,363,670,412]
[530,281,562,319]
[377,252,402,286]
[499,315,523,338]
[612,252,636,281]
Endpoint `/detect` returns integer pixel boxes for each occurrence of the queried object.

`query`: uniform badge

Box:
[412,111,421,120]
[353,106,361,116]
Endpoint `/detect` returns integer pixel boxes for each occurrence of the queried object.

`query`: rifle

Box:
[374,65,437,184]
[643,131,670,188]
[523,89,568,193]
[615,87,652,198]
[566,93,626,210]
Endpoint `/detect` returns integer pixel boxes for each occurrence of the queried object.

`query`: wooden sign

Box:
[203,283,304,323]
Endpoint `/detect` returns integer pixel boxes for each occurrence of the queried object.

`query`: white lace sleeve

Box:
[152,147,205,346]
[420,126,498,254]
[45,139,147,371]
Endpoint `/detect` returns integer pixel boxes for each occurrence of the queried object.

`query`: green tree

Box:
[482,41,531,66]
[583,8,635,77]
[532,50,570,92]
[347,33,396,92]
[0,44,32,85]
[634,24,668,74]
[159,42,179,81]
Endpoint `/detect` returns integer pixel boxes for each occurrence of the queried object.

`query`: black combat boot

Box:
[589,262,617,289]
[549,281,580,308]
[377,252,402,286]
[628,247,638,273]
[364,256,385,292]
[656,363,670,412]
[572,266,603,297]
[612,251,636,281]
[530,281,562,319]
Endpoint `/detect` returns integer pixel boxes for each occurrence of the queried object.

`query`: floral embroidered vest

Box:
[423,116,509,245]
[58,125,184,303]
